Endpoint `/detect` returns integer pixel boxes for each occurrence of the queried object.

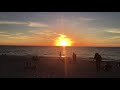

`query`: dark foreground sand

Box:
[0,55,120,78]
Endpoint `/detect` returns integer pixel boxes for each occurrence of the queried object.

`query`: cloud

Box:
[78,17,96,21]
[0,21,48,28]
[0,31,11,37]
[8,34,52,40]
[0,34,11,37]
[0,30,58,41]
[29,30,58,36]
[28,22,48,28]
[58,34,67,38]
[6,30,58,40]
[0,31,8,34]
[0,21,27,25]
[0,31,25,38]
[105,28,120,33]
[108,36,120,40]
[8,35,32,40]
[13,33,24,36]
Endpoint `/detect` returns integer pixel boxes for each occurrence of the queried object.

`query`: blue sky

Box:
[0,12,120,46]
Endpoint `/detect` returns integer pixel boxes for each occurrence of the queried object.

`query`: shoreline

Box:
[1,55,119,62]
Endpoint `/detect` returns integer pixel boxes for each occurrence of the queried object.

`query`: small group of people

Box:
[24,61,37,72]
[1,54,7,56]
[0,54,7,59]
[32,56,39,61]
[24,56,38,72]
[24,63,37,71]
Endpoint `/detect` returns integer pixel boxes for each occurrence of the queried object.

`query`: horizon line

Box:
[0,45,120,47]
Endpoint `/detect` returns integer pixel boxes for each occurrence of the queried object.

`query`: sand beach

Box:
[0,55,120,78]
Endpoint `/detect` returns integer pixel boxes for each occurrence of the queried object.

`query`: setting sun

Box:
[60,40,68,46]
[55,34,73,46]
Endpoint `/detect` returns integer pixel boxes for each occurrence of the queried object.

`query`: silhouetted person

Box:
[118,62,120,67]
[35,56,38,61]
[32,56,37,61]
[32,56,35,61]
[93,53,102,72]
[4,54,7,58]
[73,52,77,63]
[59,52,62,60]
[0,54,3,60]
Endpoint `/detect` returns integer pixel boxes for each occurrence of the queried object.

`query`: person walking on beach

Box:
[73,52,77,63]
[93,53,102,72]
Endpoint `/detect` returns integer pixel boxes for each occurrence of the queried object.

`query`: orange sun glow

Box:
[55,34,73,46]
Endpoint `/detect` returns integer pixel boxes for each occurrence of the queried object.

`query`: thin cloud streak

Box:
[78,17,96,21]
[28,22,48,28]
[0,21,48,28]
[0,31,24,37]
[108,36,120,40]
[105,28,120,34]
[0,21,27,25]
[29,30,58,36]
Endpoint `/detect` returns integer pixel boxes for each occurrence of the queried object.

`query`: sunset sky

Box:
[0,12,120,47]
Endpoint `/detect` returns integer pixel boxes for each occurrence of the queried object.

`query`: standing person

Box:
[93,53,102,72]
[73,52,77,63]
[59,52,64,62]
[59,52,62,60]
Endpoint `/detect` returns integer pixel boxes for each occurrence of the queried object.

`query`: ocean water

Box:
[0,46,120,61]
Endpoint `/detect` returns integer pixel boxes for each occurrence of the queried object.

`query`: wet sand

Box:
[0,55,120,78]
